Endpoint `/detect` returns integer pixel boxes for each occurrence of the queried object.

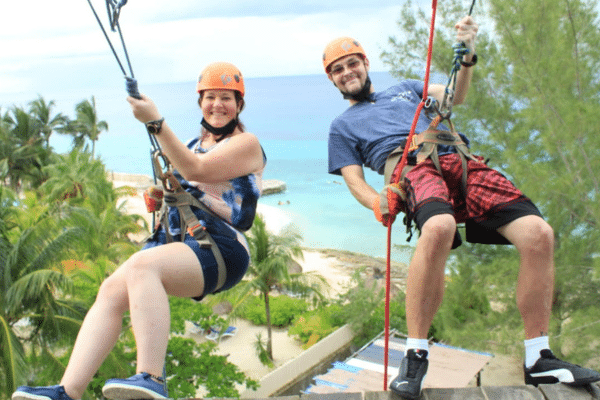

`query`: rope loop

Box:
[439,42,471,119]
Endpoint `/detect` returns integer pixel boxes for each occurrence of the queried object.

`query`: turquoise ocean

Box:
[3,72,414,262]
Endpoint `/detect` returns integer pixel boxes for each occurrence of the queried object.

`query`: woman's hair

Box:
[198,91,245,132]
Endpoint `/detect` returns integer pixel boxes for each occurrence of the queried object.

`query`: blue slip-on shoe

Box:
[12,385,75,400]
[102,372,168,399]
[524,349,600,387]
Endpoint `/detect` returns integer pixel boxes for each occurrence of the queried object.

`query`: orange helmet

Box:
[196,62,245,97]
[322,37,366,73]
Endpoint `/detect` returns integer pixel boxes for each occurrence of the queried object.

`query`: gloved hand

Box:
[373,182,408,227]
[373,197,396,227]
[143,185,164,213]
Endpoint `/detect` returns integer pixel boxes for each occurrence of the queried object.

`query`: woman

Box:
[12,62,266,400]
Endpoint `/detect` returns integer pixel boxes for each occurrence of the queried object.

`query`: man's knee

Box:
[420,214,456,245]
[503,216,554,256]
[526,219,554,255]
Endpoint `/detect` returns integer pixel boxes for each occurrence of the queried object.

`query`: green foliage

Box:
[430,249,524,353]
[254,333,274,368]
[169,297,223,335]
[166,336,258,399]
[61,96,108,157]
[239,295,308,327]
[288,304,345,346]
[334,270,409,347]
[224,214,327,360]
[0,190,88,396]
[553,309,600,368]
[0,96,70,192]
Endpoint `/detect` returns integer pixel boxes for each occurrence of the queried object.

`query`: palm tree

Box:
[0,106,49,191]
[67,97,108,157]
[28,96,69,149]
[40,149,143,262]
[230,215,328,360]
[64,204,143,264]
[0,186,87,396]
[41,149,113,206]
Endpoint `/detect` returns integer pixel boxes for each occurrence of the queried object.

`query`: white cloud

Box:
[0,1,408,98]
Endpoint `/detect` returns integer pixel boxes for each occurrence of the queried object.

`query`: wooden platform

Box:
[305,337,493,394]
[239,384,600,400]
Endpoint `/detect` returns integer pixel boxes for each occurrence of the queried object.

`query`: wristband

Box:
[460,54,478,67]
[145,118,164,135]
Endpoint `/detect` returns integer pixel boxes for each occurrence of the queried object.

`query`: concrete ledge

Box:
[241,325,355,398]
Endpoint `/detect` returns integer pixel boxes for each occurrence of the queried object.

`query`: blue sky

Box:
[0,0,429,99]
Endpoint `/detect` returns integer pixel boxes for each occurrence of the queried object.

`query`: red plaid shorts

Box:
[403,154,541,239]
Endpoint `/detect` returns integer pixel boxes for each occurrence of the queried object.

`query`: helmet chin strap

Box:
[341,75,373,102]
[201,117,238,141]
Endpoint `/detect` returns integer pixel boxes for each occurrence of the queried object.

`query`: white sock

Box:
[405,338,429,356]
[524,336,550,368]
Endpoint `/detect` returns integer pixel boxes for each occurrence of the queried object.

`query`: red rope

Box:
[383,0,438,390]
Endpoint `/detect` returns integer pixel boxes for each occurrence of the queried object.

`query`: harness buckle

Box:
[187,223,207,240]
[436,132,455,142]
[408,135,420,153]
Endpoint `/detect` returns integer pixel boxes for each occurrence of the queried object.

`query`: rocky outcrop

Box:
[262,179,286,195]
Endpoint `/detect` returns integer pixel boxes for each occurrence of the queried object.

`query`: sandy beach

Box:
[109,172,524,393]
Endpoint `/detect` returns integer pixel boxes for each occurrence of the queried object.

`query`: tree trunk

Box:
[264,292,273,360]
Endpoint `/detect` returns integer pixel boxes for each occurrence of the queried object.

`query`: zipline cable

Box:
[382,0,438,388]
[382,0,476,390]
[85,0,169,229]
[85,0,140,98]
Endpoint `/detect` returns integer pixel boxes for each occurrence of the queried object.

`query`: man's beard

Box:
[340,75,373,102]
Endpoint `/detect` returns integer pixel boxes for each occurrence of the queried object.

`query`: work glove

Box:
[143,185,164,213]
[373,183,408,227]
[373,197,396,228]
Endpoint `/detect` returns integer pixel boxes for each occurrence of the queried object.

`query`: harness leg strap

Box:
[160,190,229,293]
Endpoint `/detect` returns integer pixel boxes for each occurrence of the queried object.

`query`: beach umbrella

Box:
[288,260,302,274]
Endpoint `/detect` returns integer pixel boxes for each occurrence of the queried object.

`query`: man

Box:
[324,16,600,400]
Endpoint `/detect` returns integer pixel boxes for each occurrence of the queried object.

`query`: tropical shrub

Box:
[239,295,308,327]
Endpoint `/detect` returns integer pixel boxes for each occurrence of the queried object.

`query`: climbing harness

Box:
[145,151,228,292]
[379,116,478,219]
[380,0,477,390]
[86,0,228,292]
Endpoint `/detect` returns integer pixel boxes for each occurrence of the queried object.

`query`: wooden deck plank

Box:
[421,387,487,400]
[538,383,595,400]
[482,385,546,399]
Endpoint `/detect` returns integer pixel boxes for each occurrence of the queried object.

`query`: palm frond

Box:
[6,270,74,317]
[0,315,27,394]
[28,227,86,273]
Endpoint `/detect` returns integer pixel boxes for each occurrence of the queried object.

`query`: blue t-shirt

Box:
[328,80,469,176]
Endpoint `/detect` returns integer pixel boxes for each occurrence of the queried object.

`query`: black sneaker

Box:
[389,349,428,399]
[524,349,600,386]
